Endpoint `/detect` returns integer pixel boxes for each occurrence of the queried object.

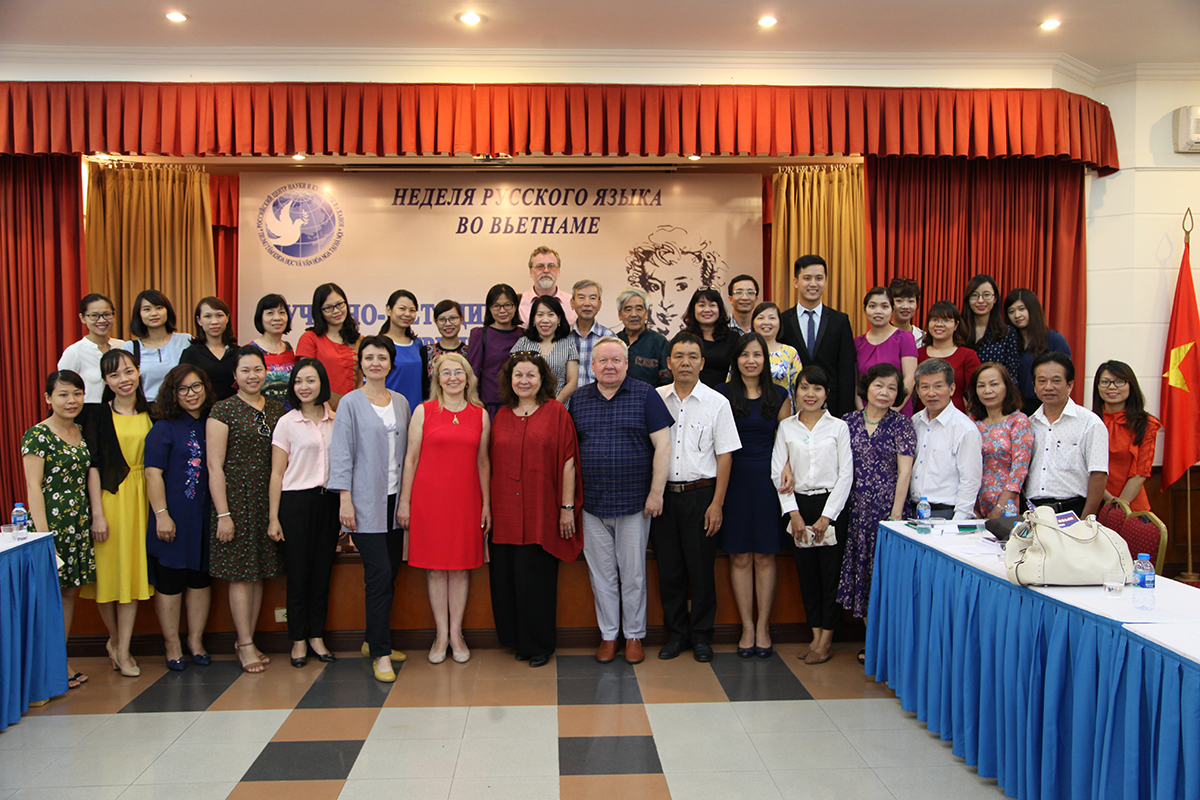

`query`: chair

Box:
[1096,497,1130,533]
[1117,511,1169,573]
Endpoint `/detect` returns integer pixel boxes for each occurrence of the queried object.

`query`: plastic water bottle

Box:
[916,497,932,534]
[1002,500,1018,517]
[11,502,29,535]
[1132,553,1156,611]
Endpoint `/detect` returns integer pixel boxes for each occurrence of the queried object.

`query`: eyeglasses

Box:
[490,302,515,312]
[1098,378,1128,389]
[731,289,758,297]
[321,300,347,315]
[436,315,461,325]
[84,312,114,322]
[253,409,271,437]
[177,382,205,396]
[969,292,996,302]
[439,369,467,378]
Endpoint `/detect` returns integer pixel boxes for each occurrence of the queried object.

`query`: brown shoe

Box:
[624,638,645,664]
[595,639,618,663]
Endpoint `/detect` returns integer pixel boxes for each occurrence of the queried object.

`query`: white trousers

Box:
[581,510,652,641]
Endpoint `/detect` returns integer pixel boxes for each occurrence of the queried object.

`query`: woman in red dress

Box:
[398,352,491,664]
[489,352,582,667]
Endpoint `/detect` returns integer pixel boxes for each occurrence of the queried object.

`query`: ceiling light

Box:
[165,12,188,23]
[292,153,306,161]
[687,155,702,161]
[459,12,481,25]
[758,16,777,27]
[1040,19,1060,30]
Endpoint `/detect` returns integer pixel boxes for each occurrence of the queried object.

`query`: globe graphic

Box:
[269,190,339,258]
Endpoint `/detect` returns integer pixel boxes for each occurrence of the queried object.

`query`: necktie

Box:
[805,309,816,351]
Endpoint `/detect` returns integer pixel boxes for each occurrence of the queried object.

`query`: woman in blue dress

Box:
[379,289,430,410]
[717,333,792,658]
[145,365,215,669]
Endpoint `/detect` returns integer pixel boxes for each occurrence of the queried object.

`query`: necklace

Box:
[863,412,884,425]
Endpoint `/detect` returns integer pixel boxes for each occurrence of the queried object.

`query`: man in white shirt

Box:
[568,279,613,388]
[1025,352,1109,518]
[518,245,577,326]
[653,331,741,662]
[727,274,759,336]
[910,358,983,519]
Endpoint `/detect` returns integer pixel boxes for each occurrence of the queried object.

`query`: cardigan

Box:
[327,388,412,533]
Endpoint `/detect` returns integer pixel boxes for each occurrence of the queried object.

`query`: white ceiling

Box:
[1,0,1198,72]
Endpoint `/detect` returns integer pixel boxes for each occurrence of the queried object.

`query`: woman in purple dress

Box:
[838,363,915,663]
[854,287,918,416]
[466,284,523,419]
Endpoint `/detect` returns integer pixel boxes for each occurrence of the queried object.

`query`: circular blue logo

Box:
[257,184,345,266]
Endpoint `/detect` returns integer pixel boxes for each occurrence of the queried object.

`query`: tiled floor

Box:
[1,641,1007,799]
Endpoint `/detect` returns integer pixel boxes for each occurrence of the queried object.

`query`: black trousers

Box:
[1028,496,1087,517]
[789,492,846,630]
[354,494,405,658]
[650,484,718,644]
[279,488,340,641]
[488,542,560,658]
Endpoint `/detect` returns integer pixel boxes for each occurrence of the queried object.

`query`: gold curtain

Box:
[770,164,866,334]
[85,162,216,337]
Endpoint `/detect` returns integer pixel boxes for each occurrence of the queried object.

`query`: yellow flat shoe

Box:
[362,642,406,661]
[373,662,396,683]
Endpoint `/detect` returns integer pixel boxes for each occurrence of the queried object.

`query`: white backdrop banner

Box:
[238,172,762,343]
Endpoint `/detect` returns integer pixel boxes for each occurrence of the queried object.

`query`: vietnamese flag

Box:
[1161,238,1200,487]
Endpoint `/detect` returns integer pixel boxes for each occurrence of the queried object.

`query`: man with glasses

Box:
[569,280,613,388]
[727,275,760,336]
[1025,352,1108,518]
[519,246,577,326]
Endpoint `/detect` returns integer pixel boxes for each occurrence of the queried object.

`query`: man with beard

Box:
[518,246,577,326]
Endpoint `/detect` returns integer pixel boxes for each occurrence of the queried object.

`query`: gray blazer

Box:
[327,389,412,533]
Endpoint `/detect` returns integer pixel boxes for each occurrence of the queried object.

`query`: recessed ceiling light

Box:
[459,12,482,25]
[1040,19,1060,30]
[687,155,702,161]
[758,16,777,27]
[292,153,307,161]
[165,12,188,23]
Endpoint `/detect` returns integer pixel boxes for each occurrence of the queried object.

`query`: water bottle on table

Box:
[1132,553,1155,611]
[916,497,932,534]
[1002,500,1018,517]
[11,502,29,541]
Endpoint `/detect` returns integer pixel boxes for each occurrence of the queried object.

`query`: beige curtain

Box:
[770,164,866,334]
[85,162,216,337]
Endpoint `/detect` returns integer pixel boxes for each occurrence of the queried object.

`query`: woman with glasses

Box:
[122,290,192,402]
[145,366,215,670]
[427,299,466,374]
[961,275,1020,384]
[1093,361,1161,512]
[207,345,287,673]
[250,294,297,408]
[466,283,523,418]
[180,297,239,401]
[59,293,124,405]
[297,283,361,410]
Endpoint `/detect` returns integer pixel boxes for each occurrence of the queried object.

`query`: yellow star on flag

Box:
[1164,341,1195,391]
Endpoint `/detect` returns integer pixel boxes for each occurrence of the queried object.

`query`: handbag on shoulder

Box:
[1004,505,1133,587]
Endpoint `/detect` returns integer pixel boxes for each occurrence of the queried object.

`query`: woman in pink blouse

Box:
[964,362,1033,517]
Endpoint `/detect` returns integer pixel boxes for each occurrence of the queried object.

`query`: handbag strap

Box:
[1026,514,1100,544]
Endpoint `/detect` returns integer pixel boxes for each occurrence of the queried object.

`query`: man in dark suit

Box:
[778,254,858,418]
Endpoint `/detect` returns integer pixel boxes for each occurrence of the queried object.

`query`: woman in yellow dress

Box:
[82,349,154,677]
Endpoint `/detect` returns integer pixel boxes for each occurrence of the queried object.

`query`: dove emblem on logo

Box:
[256,184,345,267]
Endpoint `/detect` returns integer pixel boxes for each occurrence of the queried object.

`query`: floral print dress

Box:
[21,422,94,588]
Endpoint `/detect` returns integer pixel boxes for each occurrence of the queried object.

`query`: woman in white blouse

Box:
[58,293,124,404]
[771,365,853,666]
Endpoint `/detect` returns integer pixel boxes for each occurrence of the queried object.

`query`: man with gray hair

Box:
[616,287,671,387]
[910,358,983,519]
[519,245,577,326]
[569,279,613,388]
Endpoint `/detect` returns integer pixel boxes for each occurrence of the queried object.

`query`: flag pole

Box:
[1182,209,1198,582]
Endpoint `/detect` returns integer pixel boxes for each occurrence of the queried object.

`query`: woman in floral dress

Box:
[965,362,1033,517]
[21,370,94,689]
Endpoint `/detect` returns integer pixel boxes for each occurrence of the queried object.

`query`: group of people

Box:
[24,247,1160,690]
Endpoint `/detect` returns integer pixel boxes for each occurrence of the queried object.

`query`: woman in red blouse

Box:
[296,283,360,410]
[1093,361,1161,512]
[916,301,981,413]
[488,352,582,667]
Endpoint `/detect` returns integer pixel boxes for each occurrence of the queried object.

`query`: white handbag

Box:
[1004,505,1134,587]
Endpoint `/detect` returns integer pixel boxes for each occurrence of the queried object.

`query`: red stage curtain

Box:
[0,83,1118,173]
[865,154,1087,399]
[0,154,85,502]
[210,174,239,332]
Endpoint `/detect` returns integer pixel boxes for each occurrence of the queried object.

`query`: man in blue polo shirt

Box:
[571,336,673,665]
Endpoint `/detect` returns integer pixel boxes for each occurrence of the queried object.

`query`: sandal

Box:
[857,649,866,666]
[67,672,87,689]
[236,642,267,673]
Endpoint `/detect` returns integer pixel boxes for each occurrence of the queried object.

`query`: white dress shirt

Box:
[771,411,853,521]
[796,303,824,351]
[657,381,741,481]
[1026,399,1109,500]
[58,336,125,403]
[910,326,925,348]
[910,403,983,519]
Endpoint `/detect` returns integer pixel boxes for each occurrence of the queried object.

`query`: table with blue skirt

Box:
[0,532,69,731]
[865,520,1200,800]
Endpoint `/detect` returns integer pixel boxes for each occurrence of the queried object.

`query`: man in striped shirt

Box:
[569,279,614,389]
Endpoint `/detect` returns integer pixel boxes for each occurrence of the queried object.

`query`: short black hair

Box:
[668,330,704,356]
[78,293,114,315]
[191,297,236,347]
[433,299,463,322]
[524,295,570,342]
[45,369,85,396]
[129,290,177,338]
[793,254,827,278]
[286,357,332,409]
[728,274,760,295]
[797,364,830,392]
[235,343,267,370]
[1033,350,1075,383]
[254,294,292,335]
[888,278,921,302]
[357,334,397,376]
[857,362,908,406]
[483,283,522,328]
